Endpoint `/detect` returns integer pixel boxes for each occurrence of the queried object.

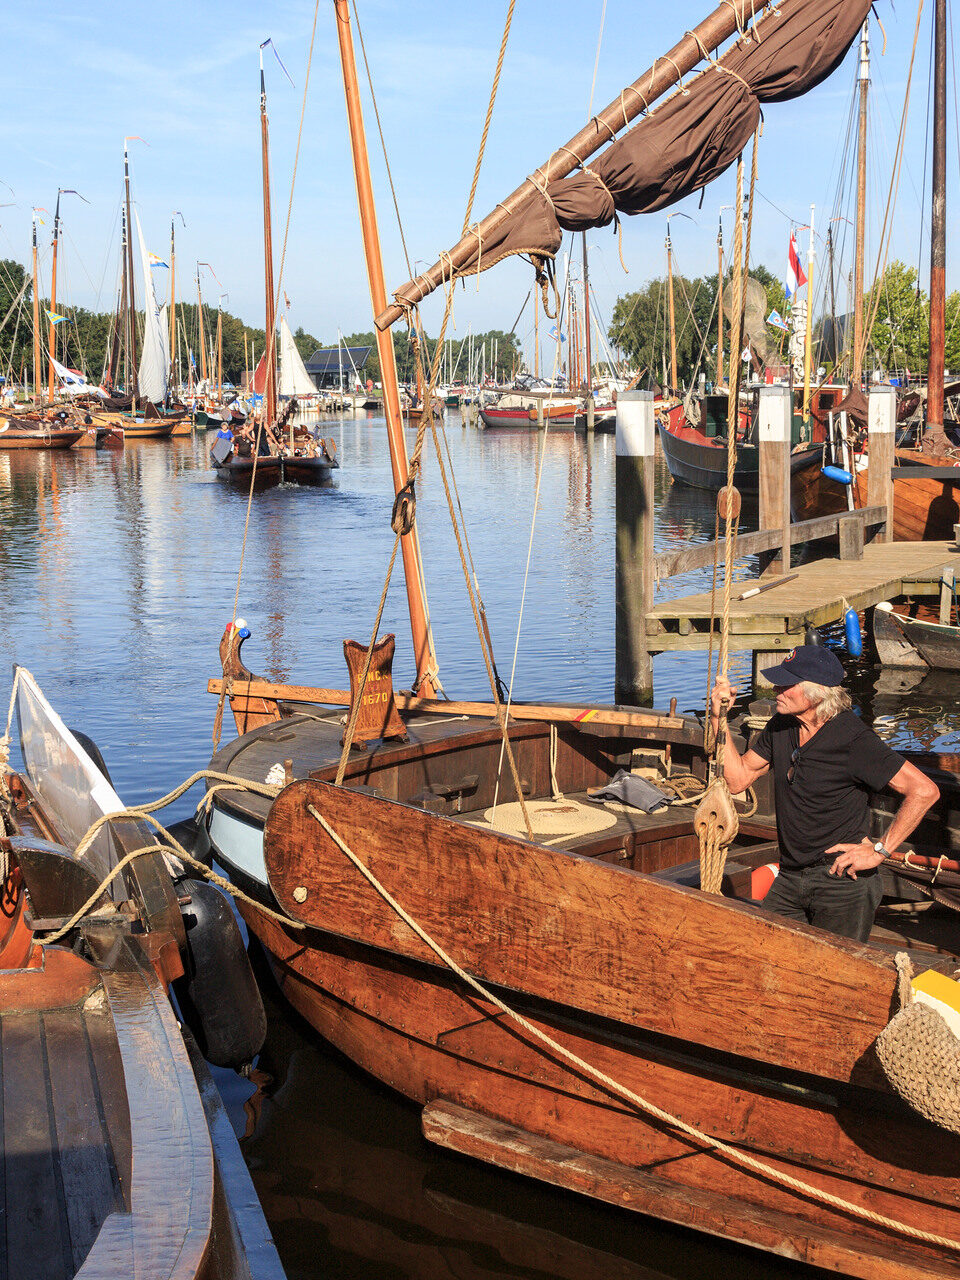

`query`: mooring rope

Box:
[35,769,304,946]
[304,801,960,1253]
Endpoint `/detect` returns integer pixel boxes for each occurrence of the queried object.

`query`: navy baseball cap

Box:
[761,645,845,688]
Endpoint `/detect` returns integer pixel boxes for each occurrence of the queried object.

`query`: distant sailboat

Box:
[278,314,318,403]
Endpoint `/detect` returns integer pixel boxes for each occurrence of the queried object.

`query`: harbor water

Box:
[2,411,957,1279]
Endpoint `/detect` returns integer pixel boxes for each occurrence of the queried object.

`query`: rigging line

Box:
[351,0,414,276]
[587,0,608,117]
[862,0,925,360]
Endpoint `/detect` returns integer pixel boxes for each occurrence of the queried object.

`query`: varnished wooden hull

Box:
[0,426,84,450]
[791,449,960,542]
[874,603,960,670]
[205,732,960,1280]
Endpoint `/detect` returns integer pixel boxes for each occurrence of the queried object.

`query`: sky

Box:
[1,0,955,371]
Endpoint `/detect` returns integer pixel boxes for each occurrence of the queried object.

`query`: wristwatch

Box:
[873,840,890,858]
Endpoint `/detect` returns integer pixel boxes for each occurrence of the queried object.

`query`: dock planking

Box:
[646,539,960,650]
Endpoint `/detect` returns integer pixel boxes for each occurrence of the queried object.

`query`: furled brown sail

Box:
[384,0,871,322]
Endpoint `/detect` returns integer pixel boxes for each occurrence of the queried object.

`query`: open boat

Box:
[202,3,960,1275]
[1,668,283,1280]
[0,416,84,449]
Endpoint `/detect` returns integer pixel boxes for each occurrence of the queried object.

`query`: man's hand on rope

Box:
[710,674,737,719]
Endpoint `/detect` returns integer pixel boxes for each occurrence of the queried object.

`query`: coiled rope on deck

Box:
[304,801,960,1254]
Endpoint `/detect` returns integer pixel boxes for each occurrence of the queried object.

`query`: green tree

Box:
[0,259,32,385]
[945,291,960,376]
[868,259,928,375]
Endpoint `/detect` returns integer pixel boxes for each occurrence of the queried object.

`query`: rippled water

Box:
[3,410,958,1279]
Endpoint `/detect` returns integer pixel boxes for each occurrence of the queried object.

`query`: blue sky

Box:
[1,0,953,368]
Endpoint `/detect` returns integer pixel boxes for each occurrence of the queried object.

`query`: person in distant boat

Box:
[709,646,939,941]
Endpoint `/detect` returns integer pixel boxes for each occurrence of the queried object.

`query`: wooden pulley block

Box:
[693,778,740,848]
[716,486,741,522]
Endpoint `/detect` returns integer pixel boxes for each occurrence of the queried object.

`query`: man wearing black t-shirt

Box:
[709,646,939,941]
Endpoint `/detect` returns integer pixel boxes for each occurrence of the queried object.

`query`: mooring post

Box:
[615,390,655,704]
[867,385,896,542]
[758,385,792,575]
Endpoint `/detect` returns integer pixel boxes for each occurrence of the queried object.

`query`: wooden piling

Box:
[867,386,895,543]
[615,391,655,704]
[758,386,791,575]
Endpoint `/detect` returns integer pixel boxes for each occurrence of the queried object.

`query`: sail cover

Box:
[390,0,871,307]
[278,315,317,396]
[135,211,169,403]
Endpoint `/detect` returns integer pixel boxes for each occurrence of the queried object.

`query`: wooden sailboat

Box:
[204,3,960,1275]
[0,668,284,1280]
[212,47,338,489]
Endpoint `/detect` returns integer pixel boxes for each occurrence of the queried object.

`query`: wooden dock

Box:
[646,539,960,652]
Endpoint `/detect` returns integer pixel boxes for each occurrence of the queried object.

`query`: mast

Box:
[46,189,63,404]
[169,215,178,391]
[31,212,41,406]
[123,141,138,403]
[852,21,869,388]
[666,220,678,393]
[716,212,724,387]
[196,266,208,386]
[216,299,223,399]
[827,224,838,371]
[925,0,947,443]
[259,44,278,427]
[801,206,816,421]
[333,0,438,696]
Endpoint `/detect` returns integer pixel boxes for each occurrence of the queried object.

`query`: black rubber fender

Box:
[174,878,267,1069]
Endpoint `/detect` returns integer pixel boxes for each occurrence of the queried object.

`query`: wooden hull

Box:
[205,701,960,1279]
[0,426,84,450]
[657,418,823,498]
[216,774,960,1280]
[213,454,339,487]
[874,603,960,670]
[791,449,960,542]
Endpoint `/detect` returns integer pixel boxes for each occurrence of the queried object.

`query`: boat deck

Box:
[646,539,960,651]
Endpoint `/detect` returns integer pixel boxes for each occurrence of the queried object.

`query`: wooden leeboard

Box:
[263,778,900,1085]
[646,540,960,649]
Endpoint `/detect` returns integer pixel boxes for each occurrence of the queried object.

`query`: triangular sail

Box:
[278,315,316,397]
[252,352,267,395]
[135,211,168,403]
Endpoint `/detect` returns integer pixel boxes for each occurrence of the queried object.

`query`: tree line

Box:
[0,259,521,390]
[607,259,960,386]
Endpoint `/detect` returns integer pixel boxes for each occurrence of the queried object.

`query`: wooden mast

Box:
[168,215,178,393]
[851,21,869,387]
[46,189,63,404]
[216,300,223,400]
[925,0,947,444]
[123,142,138,405]
[259,45,278,429]
[801,206,815,421]
[196,267,208,387]
[31,211,41,406]
[333,0,438,696]
[581,232,593,398]
[666,220,678,393]
[716,212,724,387]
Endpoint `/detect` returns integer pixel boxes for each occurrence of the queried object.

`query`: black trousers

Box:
[761,863,883,942]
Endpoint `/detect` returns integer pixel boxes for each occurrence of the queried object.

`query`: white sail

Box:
[135,211,168,404]
[278,314,317,397]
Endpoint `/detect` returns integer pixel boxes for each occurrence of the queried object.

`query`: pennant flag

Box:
[149,253,169,268]
[741,346,752,362]
[767,309,790,331]
[548,326,567,342]
[189,349,197,370]
[283,291,291,309]
[46,310,68,325]
[786,231,807,300]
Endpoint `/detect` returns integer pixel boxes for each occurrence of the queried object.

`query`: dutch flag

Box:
[786,231,807,301]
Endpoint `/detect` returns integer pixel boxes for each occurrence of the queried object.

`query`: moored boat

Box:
[0,415,84,449]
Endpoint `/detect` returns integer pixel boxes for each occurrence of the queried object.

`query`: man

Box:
[710,646,939,941]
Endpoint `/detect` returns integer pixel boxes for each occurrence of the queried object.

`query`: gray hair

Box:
[799,680,852,723]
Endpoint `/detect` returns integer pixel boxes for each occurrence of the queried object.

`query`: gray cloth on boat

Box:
[587,769,669,813]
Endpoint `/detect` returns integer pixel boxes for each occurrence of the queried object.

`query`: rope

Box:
[304,801,960,1254]
[21,766,303,946]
